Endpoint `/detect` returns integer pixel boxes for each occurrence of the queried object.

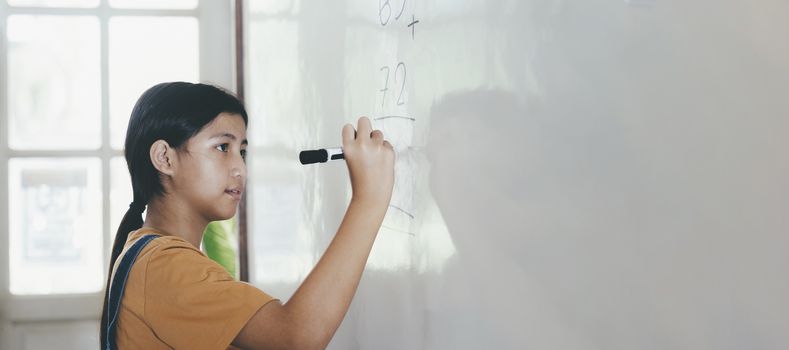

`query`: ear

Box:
[150,140,177,176]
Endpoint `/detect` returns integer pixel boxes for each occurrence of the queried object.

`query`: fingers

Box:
[342,123,355,145]
[343,117,391,147]
[371,129,384,141]
[359,118,386,145]
[357,116,373,137]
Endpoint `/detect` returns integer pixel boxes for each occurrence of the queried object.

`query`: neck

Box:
[143,195,208,248]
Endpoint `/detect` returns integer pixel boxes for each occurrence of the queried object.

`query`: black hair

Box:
[100,82,248,348]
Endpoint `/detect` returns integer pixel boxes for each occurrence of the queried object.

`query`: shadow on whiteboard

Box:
[394,88,586,349]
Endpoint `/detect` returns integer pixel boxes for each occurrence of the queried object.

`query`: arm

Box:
[233,117,395,350]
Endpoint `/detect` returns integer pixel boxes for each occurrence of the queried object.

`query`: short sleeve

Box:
[142,241,276,349]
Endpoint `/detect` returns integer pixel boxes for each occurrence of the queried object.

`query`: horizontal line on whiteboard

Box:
[374,115,416,121]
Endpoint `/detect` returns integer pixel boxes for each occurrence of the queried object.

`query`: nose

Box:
[232,154,247,181]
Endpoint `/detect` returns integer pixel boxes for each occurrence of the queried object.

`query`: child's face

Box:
[173,112,248,221]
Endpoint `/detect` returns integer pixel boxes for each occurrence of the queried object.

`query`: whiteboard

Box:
[243,0,789,349]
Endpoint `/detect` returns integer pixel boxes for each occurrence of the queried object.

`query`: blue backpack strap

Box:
[104,234,159,350]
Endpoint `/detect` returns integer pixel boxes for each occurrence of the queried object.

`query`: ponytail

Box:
[100,200,146,348]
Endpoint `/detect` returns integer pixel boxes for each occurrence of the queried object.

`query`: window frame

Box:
[0,0,237,336]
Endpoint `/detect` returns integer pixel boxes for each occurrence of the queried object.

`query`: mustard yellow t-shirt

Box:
[111,228,276,349]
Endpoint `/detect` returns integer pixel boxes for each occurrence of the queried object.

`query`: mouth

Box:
[225,188,243,200]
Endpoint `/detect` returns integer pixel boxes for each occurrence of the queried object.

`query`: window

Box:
[0,0,235,346]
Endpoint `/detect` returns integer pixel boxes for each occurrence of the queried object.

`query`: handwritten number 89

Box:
[379,0,406,26]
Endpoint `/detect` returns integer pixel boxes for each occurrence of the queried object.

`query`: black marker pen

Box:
[299,147,344,165]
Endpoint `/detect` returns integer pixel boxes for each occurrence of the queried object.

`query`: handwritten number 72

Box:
[380,63,406,107]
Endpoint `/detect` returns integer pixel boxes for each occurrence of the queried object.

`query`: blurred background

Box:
[0,1,237,348]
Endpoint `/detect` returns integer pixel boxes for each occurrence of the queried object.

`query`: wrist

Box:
[349,194,389,209]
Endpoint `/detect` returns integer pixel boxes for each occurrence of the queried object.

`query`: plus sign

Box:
[407,14,420,40]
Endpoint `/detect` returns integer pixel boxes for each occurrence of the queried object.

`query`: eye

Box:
[216,143,229,152]
[240,149,247,160]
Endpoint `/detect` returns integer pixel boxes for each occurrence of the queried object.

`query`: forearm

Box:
[283,197,388,348]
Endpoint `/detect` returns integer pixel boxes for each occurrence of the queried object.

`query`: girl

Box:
[100,82,395,349]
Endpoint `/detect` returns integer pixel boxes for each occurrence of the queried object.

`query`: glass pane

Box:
[110,0,196,9]
[109,16,199,149]
[110,157,137,245]
[8,0,98,7]
[7,15,101,150]
[248,0,299,15]
[8,158,103,295]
